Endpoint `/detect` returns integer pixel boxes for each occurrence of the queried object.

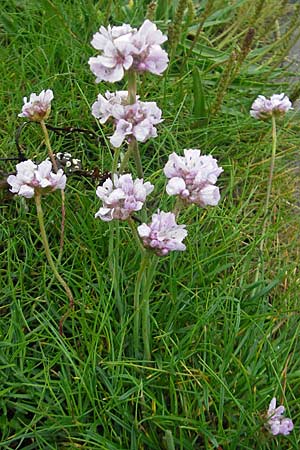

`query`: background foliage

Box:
[1,0,300,448]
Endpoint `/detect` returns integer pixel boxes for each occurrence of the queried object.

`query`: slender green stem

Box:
[173,197,184,218]
[127,70,137,104]
[133,253,149,358]
[34,193,74,332]
[265,115,277,215]
[126,70,144,178]
[112,146,121,175]
[130,138,144,179]
[40,120,57,171]
[119,147,132,173]
[254,115,277,287]
[141,255,158,361]
[128,218,146,255]
[108,221,123,318]
[40,120,65,261]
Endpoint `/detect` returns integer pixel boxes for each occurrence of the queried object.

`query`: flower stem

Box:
[133,253,149,358]
[254,115,277,287]
[141,255,158,361]
[119,148,132,173]
[34,192,74,332]
[40,120,65,261]
[40,120,57,170]
[265,115,277,215]
[130,138,144,179]
[109,221,123,318]
[126,71,144,179]
[112,146,121,175]
[128,218,146,255]
[127,70,137,104]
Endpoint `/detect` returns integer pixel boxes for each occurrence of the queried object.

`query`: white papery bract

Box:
[137,211,187,256]
[92,90,162,147]
[250,93,292,120]
[95,173,154,222]
[18,89,54,122]
[7,159,66,198]
[89,20,168,83]
[266,397,294,436]
[164,149,223,207]
[92,91,130,124]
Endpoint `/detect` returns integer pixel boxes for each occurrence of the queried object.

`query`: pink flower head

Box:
[130,20,169,75]
[267,397,294,436]
[95,173,154,221]
[7,159,66,198]
[18,89,54,122]
[92,90,135,124]
[89,20,168,83]
[137,211,187,256]
[250,93,292,120]
[164,149,223,207]
[92,91,163,147]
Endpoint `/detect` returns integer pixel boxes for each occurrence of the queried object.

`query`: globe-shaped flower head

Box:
[250,93,292,120]
[19,89,54,122]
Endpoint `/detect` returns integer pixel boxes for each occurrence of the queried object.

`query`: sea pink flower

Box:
[89,20,168,83]
[18,89,54,122]
[266,397,294,436]
[92,91,162,147]
[164,149,223,207]
[7,159,66,198]
[130,20,169,75]
[92,90,133,123]
[137,211,187,256]
[250,93,292,120]
[95,173,154,221]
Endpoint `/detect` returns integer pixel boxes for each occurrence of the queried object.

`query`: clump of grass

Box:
[1,1,300,449]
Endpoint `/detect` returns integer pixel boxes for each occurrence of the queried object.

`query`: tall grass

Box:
[1,1,300,448]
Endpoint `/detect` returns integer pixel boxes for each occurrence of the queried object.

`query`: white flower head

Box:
[92,91,163,147]
[95,173,154,221]
[164,149,223,207]
[7,159,66,198]
[250,93,292,120]
[19,89,54,122]
[89,20,168,83]
[266,397,294,436]
[137,211,187,256]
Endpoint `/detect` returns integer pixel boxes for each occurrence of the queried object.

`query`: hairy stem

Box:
[141,255,158,361]
[109,221,123,318]
[35,192,74,333]
[127,70,137,104]
[130,138,144,179]
[265,115,277,215]
[126,71,144,178]
[40,120,57,171]
[40,120,65,261]
[133,253,149,358]
[254,115,277,287]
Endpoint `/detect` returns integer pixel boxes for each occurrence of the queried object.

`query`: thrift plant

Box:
[266,398,294,436]
[90,19,222,360]
[2,4,298,448]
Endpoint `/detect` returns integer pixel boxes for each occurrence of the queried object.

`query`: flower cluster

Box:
[19,89,54,122]
[164,149,223,207]
[267,397,294,436]
[137,211,187,256]
[7,160,66,198]
[89,20,168,83]
[250,93,292,120]
[92,91,162,147]
[95,173,154,221]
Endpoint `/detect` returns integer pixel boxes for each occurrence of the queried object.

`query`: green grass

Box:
[1,0,300,448]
